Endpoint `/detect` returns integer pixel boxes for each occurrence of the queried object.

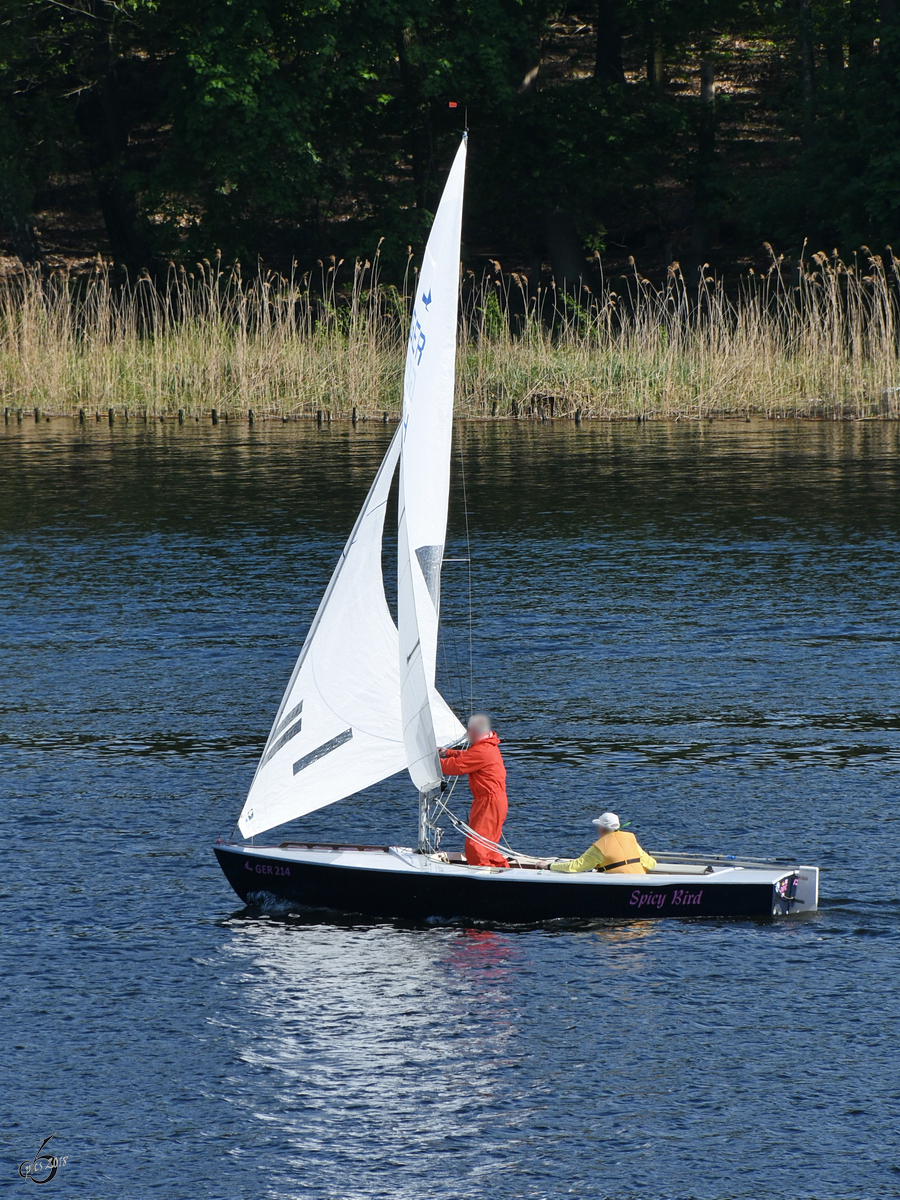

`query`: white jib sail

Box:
[238,432,407,837]
[398,137,468,792]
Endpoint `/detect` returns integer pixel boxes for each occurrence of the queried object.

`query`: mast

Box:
[396,136,468,850]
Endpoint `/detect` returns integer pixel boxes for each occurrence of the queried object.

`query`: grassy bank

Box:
[2,249,900,421]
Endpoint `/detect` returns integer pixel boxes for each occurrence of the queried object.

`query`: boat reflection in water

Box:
[219,908,690,1197]
[221,915,529,1183]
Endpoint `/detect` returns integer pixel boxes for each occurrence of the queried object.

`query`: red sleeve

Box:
[440,743,489,776]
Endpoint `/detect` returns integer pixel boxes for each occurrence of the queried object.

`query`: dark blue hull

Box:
[214,844,792,922]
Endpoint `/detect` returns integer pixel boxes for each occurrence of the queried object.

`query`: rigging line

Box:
[444,811,548,865]
[457,433,475,714]
[430,779,548,864]
[429,775,459,824]
[436,574,467,717]
[448,615,467,718]
[437,621,466,719]
[429,777,464,846]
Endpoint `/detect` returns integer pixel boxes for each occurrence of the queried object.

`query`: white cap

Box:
[592,812,620,831]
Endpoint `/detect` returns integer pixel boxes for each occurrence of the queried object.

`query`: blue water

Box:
[2,418,899,1198]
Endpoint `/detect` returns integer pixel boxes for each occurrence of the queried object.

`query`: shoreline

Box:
[5,407,900,428]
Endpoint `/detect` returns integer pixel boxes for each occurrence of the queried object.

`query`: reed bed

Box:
[2,246,900,421]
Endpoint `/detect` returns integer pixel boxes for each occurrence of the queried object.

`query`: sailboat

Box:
[214,137,819,922]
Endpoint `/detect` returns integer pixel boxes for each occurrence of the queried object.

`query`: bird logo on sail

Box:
[422,290,432,308]
[409,313,426,364]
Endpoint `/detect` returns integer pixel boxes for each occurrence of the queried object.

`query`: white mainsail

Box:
[237,138,468,838]
[398,137,468,792]
[238,433,408,837]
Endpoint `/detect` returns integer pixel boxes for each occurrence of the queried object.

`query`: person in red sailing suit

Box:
[439,713,510,868]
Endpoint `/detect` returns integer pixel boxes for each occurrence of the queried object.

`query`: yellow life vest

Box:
[593,829,647,874]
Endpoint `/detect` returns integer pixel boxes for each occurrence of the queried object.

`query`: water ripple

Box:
[2,421,899,1200]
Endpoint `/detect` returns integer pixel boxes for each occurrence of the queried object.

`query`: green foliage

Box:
[3,0,900,268]
[0,0,76,235]
[497,78,688,246]
[480,288,506,340]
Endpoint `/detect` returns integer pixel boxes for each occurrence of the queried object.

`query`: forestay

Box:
[238,432,408,837]
[398,136,468,792]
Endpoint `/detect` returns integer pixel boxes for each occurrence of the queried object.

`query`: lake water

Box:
[2,417,899,1199]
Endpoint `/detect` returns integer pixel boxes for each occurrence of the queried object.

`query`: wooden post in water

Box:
[352,406,358,426]
[108,407,114,425]
[575,407,582,425]
[211,408,218,425]
[317,409,323,425]
[4,407,8,424]
[178,409,184,425]
[34,406,40,422]
[17,408,23,422]
[511,399,519,418]
[248,409,255,426]
[78,408,85,424]
[491,400,499,417]
[382,411,388,423]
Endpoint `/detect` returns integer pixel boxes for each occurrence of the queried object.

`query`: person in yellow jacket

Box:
[549,812,657,873]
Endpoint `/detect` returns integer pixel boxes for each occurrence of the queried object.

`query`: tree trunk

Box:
[689,62,716,276]
[545,208,589,294]
[880,0,898,68]
[646,15,664,93]
[0,174,42,265]
[824,27,845,72]
[849,0,875,64]
[74,78,149,271]
[797,0,816,138]
[394,29,433,212]
[595,0,625,85]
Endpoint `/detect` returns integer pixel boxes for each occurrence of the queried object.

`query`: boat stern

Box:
[773,865,819,916]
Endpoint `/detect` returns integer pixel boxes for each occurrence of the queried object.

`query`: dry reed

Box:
[2,246,899,421]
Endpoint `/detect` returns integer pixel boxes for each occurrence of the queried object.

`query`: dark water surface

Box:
[2,418,899,1199]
